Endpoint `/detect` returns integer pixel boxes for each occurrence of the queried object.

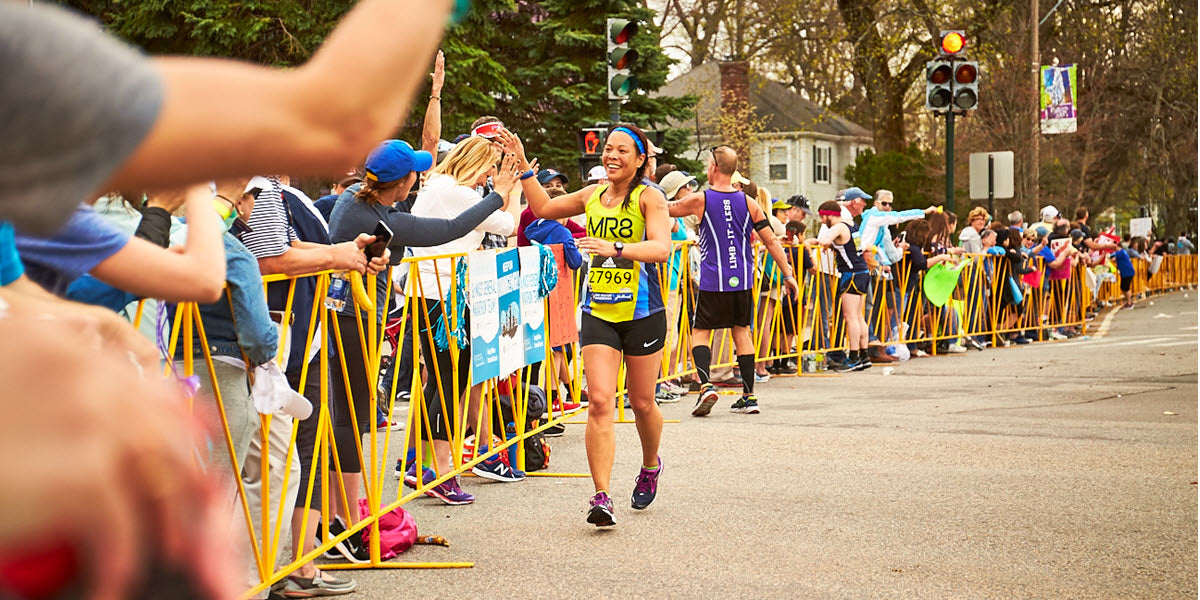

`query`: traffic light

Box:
[925,61,953,112]
[925,30,979,113]
[953,61,979,111]
[577,127,607,157]
[606,18,639,100]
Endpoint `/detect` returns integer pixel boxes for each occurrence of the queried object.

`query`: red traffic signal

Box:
[930,64,952,85]
[939,30,965,56]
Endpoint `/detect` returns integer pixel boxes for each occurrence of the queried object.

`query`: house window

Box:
[768,146,788,181]
[812,145,831,184]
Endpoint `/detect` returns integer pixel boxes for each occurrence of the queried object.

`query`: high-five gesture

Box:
[496,128,529,170]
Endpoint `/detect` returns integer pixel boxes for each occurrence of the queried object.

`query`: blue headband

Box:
[611,127,645,156]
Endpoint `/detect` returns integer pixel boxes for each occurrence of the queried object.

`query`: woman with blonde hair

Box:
[402,135,524,505]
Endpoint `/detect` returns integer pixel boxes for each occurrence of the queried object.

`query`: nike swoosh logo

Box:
[643,339,659,348]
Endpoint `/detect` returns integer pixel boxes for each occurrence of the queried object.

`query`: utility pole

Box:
[1030,0,1040,219]
[946,112,956,213]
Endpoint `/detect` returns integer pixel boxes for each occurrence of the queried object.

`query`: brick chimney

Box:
[719,60,752,172]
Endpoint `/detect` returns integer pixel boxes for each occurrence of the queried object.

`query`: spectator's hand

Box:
[336,237,372,273]
[367,248,390,275]
[783,275,800,298]
[881,264,892,274]
[0,318,239,600]
[949,247,965,255]
[491,152,521,200]
[496,128,528,166]
[430,49,445,97]
[925,205,940,215]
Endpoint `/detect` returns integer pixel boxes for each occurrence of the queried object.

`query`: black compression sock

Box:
[737,354,756,394]
[692,346,712,386]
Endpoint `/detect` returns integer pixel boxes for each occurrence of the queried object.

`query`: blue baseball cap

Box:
[364,140,433,183]
[536,169,568,186]
[842,186,872,202]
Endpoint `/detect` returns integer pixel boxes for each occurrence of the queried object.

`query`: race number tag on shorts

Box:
[588,255,638,304]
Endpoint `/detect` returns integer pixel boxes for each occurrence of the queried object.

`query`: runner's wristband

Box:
[519,170,535,180]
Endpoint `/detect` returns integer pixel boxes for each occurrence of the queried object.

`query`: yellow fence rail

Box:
[154,245,1195,598]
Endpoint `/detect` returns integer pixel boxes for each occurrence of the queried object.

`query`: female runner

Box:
[499,125,671,527]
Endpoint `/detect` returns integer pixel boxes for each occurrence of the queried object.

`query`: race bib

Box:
[587,255,638,304]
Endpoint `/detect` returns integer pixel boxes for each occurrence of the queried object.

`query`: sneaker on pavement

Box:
[630,457,662,510]
[1013,336,1031,345]
[833,359,859,373]
[946,343,968,353]
[1048,330,1067,340]
[966,338,985,351]
[587,491,616,526]
[377,419,403,431]
[691,384,719,417]
[729,396,747,413]
[426,476,474,505]
[854,357,873,371]
[741,396,760,414]
[326,517,369,564]
[655,389,681,403]
[472,456,526,482]
[282,569,356,598]
[397,460,420,487]
[543,422,566,437]
[754,371,770,383]
[551,398,581,412]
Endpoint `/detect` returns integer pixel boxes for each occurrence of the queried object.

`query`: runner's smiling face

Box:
[602,130,645,185]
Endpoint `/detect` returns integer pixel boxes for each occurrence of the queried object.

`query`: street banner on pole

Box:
[1040,64,1077,134]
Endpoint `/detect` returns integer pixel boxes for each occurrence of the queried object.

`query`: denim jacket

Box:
[175,233,277,366]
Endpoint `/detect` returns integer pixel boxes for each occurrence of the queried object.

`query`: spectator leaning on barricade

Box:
[241,175,391,597]
[857,190,938,363]
[957,207,991,350]
[328,139,517,556]
[0,0,457,597]
[816,198,872,371]
[959,207,989,254]
[404,136,524,504]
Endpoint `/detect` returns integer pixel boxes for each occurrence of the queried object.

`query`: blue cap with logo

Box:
[842,187,873,202]
[364,140,433,183]
[536,169,568,186]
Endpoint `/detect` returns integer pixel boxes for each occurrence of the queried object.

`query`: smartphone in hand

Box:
[364,220,394,259]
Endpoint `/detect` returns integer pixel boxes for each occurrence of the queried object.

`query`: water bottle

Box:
[325,272,350,311]
[504,422,519,469]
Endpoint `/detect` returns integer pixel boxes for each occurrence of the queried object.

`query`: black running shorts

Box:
[1120,274,1133,292]
[692,289,754,330]
[580,311,666,356]
[837,271,870,296]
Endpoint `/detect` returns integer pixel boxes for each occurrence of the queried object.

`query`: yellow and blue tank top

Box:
[581,184,665,323]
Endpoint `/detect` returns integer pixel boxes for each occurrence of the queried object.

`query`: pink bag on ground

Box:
[356,499,417,560]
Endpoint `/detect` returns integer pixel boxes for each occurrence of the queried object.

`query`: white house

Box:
[654,61,873,203]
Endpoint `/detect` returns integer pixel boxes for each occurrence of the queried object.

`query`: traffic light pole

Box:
[945,110,955,213]
[610,100,620,125]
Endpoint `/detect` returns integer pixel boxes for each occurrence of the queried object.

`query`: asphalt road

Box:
[334,291,1198,599]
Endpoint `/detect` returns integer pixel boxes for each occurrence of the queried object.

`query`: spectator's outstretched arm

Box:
[89,186,226,303]
[104,0,453,194]
[422,51,445,166]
